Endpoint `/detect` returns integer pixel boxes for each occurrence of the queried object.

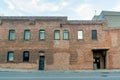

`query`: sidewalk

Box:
[0,68,37,72]
[0,68,120,73]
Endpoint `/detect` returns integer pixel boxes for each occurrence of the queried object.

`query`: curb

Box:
[0,68,120,73]
[0,68,37,72]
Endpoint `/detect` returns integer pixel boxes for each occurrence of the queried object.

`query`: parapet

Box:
[0,16,67,21]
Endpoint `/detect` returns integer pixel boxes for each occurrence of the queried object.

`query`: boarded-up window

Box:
[46,53,53,65]
[69,53,78,65]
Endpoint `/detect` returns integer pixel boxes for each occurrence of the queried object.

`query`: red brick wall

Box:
[0,18,115,70]
[107,29,120,69]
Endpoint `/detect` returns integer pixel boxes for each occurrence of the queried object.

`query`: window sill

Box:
[54,39,60,40]
[7,61,14,63]
[63,39,69,40]
[77,39,84,41]
[92,39,98,41]
[39,39,45,41]
[23,61,29,62]
[9,39,15,41]
[24,40,30,41]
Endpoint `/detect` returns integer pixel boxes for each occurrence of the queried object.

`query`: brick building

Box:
[0,11,119,70]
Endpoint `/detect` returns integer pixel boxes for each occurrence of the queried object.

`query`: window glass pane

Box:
[25,53,29,57]
[40,30,45,40]
[63,30,69,39]
[55,30,60,40]
[8,52,14,61]
[92,30,97,40]
[78,30,83,39]
[24,30,30,40]
[9,30,15,40]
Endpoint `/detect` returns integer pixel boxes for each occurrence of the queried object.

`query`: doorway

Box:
[92,49,107,70]
[39,56,45,70]
[93,57,100,69]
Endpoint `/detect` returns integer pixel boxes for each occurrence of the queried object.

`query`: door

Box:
[39,56,45,70]
[93,57,100,69]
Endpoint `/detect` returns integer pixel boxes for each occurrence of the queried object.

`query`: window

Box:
[78,30,83,39]
[92,30,97,40]
[7,51,14,62]
[23,51,29,62]
[54,30,60,40]
[39,30,45,40]
[24,30,30,40]
[63,30,69,40]
[9,30,15,40]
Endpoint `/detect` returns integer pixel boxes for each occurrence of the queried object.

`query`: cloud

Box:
[75,3,95,20]
[31,0,40,5]
[3,0,60,13]
[4,0,15,10]
[0,7,6,16]
[2,0,98,19]
[39,3,59,12]
[113,5,120,11]
[61,1,69,6]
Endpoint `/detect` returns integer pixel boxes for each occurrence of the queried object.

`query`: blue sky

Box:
[0,0,120,20]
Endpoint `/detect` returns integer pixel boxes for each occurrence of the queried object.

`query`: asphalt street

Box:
[0,70,120,80]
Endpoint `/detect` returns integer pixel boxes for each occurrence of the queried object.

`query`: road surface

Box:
[0,70,120,80]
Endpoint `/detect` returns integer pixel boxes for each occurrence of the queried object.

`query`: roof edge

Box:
[0,16,67,21]
[64,20,106,25]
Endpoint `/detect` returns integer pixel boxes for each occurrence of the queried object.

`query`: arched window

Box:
[63,30,69,40]
[7,51,14,62]
[24,29,30,40]
[9,29,15,40]
[39,30,45,40]
[54,30,60,40]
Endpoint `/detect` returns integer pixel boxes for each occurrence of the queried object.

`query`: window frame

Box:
[77,30,84,40]
[63,30,69,40]
[9,29,15,41]
[54,30,60,40]
[39,30,45,40]
[7,51,14,62]
[23,51,29,62]
[24,29,30,41]
[92,30,97,40]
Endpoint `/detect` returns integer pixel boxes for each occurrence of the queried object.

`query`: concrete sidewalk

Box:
[0,68,120,73]
[0,68,37,72]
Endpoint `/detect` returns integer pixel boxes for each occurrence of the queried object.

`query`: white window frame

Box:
[78,30,83,40]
